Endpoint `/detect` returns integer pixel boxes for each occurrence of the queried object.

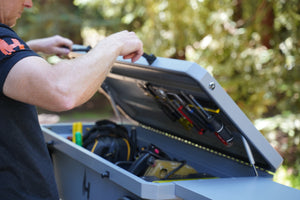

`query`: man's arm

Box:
[3,31,143,112]
[27,35,73,56]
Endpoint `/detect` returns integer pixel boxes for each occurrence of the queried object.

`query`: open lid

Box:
[101,55,283,173]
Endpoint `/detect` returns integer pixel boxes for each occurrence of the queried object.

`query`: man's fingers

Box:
[123,52,136,59]
[123,49,144,62]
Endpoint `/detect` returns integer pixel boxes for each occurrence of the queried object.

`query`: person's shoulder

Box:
[0,23,13,31]
[0,23,37,60]
[0,23,18,38]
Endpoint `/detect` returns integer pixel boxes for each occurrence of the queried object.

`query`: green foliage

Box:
[255,114,300,189]
[15,0,83,43]
[274,165,300,190]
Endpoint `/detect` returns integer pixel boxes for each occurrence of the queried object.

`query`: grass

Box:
[58,111,114,123]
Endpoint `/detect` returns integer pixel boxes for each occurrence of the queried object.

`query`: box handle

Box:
[142,52,157,65]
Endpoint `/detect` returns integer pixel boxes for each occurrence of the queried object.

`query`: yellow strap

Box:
[122,138,131,161]
[91,138,131,161]
[91,140,99,153]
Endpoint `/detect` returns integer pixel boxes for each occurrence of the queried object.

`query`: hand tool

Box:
[185,93,234,146]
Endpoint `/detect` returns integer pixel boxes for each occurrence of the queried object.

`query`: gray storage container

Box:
[42,56,300,200]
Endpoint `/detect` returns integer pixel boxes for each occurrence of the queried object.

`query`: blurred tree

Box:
[15,0,83,43]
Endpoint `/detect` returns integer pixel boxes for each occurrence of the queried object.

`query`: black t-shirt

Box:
[0,24,59,200]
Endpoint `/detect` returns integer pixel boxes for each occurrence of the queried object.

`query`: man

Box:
[0,0,143,199]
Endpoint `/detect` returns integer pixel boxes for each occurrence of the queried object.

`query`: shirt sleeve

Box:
[0,27,39,95]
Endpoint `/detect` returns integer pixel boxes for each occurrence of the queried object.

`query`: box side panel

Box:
[174,177,300,200]
[52,150,139,200]
[43,125,178,200]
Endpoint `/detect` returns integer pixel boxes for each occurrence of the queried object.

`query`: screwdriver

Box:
[187,93,234,146]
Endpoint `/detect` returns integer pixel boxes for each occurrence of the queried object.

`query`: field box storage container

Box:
[42,55,300,200]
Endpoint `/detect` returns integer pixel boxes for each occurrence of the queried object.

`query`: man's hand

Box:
[97,30,144,62]
[27,35,73,56]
